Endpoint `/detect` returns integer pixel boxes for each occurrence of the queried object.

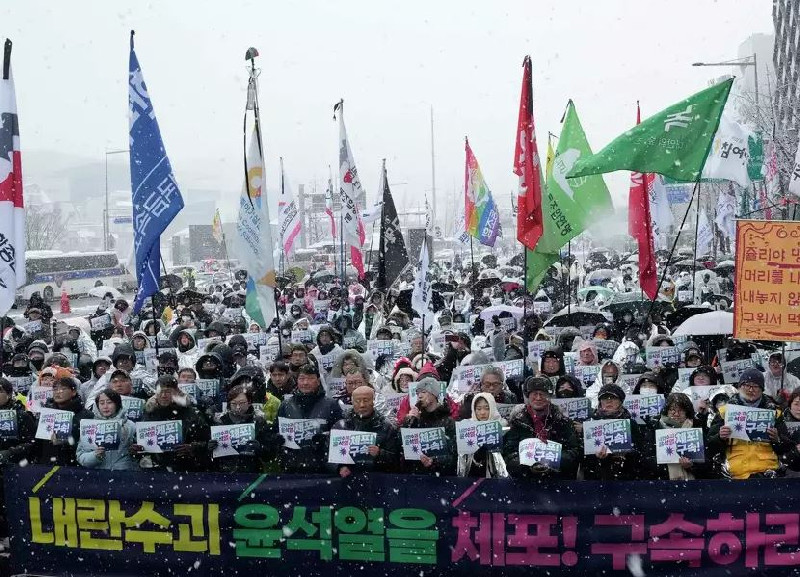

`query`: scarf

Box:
[526,405,550,442]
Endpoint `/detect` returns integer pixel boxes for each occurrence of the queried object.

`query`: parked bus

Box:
[18,251,136,302]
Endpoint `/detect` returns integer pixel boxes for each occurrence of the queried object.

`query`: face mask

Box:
[640,385,658,394]
[603,375,615,385]
[30,358,45,371]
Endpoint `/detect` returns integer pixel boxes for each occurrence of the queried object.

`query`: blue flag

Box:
[128,31,184,314]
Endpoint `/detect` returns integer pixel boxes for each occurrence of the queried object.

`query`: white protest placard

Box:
[563,352,577,374]
[194,379,221,403]
[143,349,158,371]
[672,368,696,394]
[0,409,18,439]
[617,373,643,393]
[196,337,222,351]
[313,300,331,314]
[450,323,470,333]
[496,403,520,421]
[210,423,255,458]
[519,438,562,470]
[533,301,551,315]
[178,383,197,398]
[90,314,112,331]
[259,344,280,364]
[383,392,405,417]
[724,405,775,442]
[582,419,633,455]
[326,377,347,400]
[121,396,145,421]
[278,417,324,450]
[573,365,600,387]
[682,385,715,412]
[222,307,243,322]
[527,341,550,364]
[551,397,591,421]
[721,359,756,385]
[327,430,377,464]
[645,346,681,368]
[135,421,183,453]
[400,427,448,460]
[455,419,503,455]
[7,375,33,394]
[291,330,313,345]
[27,387,54,414]
[623,394,665,424]
[318,351,338,373]
[655,428,705,464]
[22,320,42,334]
[677,289,693,303]
[35,408,74,441]
[79,419,121,450]
[242,332,268,350]
[343,334,361,349]
[593,339,620,360]
[366,339,395,360]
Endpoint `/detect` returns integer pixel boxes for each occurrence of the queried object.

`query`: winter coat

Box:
[586,360,623,408]
[76,405,138,471]
[175,330,201,369]
[140,397,211,472]
[276,386,343,474]
[707,393,788,479]
[401,404,457,476]
[779,411,800,473]
[212,406,275,474]
[34,396,92,467]
[645,416,713,480]
[329,411,401,474]
[502,403,582,480]
[582,406,648,481]
[764,371,800,401]
[0,399,36,466]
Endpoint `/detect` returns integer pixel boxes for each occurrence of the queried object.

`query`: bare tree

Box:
[26,206,70,250]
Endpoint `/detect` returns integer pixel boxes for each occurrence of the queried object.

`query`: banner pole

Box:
[691,182,701,304]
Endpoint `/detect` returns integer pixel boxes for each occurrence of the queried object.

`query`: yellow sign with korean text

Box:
[734,220,800,341]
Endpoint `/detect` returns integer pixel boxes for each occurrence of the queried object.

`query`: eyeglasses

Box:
[229,401,249,409]
[739,382,760,389]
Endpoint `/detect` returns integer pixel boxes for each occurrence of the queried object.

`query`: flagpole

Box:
[645,178,701,323]
[279,157,286,277]
[469,236,476,286]
[151,297,160,359]
[691,183,701,303]
[246,47,281,337]
[219,229,235,284]
[567,241,572,323]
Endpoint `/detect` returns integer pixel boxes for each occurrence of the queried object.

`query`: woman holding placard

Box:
[456,393,508,478]
[76,388,137,471]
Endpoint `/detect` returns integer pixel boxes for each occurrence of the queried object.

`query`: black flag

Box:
[377,161,409,290]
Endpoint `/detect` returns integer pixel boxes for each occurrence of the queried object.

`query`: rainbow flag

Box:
[464,139,501,247]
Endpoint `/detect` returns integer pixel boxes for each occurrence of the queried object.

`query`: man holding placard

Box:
[33,376,92,467]
[582,384,647,481]
[400,378,456,475]
[708,368,789,479]
[502,377,581,480]
[277,363,343,473]
[330,386,400,477]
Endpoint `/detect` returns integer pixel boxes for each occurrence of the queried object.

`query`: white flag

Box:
[701,112,752,188]
[648,175,673,250]
[788,140,800,198]
[0,44,25,317]
[277,161,302,255]
[453,206,469,245]
[714,186,736,240]
[411,236,431,316]
[361,202,383,225]
[235,124,276,328]
[335,102,366,278]
[696,208,713,256]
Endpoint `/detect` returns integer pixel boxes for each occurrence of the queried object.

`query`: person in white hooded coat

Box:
[76,388,138,471]
[586,359,624,408]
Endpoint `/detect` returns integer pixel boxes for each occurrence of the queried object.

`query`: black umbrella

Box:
[159,274,183,291]
[472,277,501,294]
[174,288,206,304]
[601,292,671,318]
[664,304,713,331]
[509,253,525,268]
[545,306,610,328]
[311,270,336,283]
[431,282,456,293]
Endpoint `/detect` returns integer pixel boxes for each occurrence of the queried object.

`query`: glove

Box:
[238,440,261,456]
[311,433,327,452]
[207,440,219,452]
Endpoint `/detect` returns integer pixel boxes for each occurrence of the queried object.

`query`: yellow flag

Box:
[211,209,223,244]
[545,137,555,179]
[161,305,174,326]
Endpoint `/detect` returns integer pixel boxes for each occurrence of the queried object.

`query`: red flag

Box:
[629,103,658,300]
[0,39,25,316]
[513,56,544,250]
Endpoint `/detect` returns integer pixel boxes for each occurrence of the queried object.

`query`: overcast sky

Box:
[1,0,773,224]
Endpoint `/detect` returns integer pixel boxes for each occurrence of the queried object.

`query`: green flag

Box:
[526,101,614,291]
[568,78,733,182]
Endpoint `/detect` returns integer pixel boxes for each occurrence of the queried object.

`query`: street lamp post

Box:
[692,53,759,108]
[104,149,129,251]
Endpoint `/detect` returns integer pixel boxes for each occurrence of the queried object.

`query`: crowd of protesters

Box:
[0,271,798,504]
